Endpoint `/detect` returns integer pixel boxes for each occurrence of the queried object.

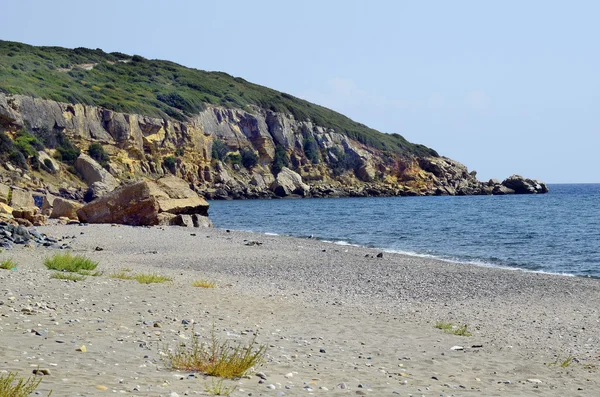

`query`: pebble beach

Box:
[1,224,599,396]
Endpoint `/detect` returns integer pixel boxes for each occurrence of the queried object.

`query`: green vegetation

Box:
[163,156,177,173]
[191,279,216,288]
[50,272,86,281]
[0,258,17,270]
[548,355,574,368]
[44,253,98,273]
[108,268,171,283]
[211,140,229,161]
[0,40,436,157]
[0,371,45,397]
[88,142,109,166]
[226,153,241,166]
[205,378,237,396]
[272,144,290,174]
[434,321,473,337]
[134,273,172,284]
[240,148,259,169]
[303,134,320,163]
[165,328,266,378]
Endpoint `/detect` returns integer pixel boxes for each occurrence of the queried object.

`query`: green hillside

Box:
[0,40,437,158]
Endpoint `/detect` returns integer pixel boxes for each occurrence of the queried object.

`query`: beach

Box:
[0,224,599,396]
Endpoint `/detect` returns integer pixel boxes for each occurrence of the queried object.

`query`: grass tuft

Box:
[134,273,172,284]
[0,258,17,270]
[108,269,135,280]
[165,328,267,379]
[192,279,216,288]
[44,253,98,273]
[50,272,86,281]
[0,371,44,397]
[205,378,237,396]
[434,321,472,337]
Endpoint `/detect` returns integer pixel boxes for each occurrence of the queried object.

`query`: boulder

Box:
[501,175,549,194]
[0,202,13,215]
[270,167,310,197]
[50,198,83,220]
[37,151,60,173]
[41,194,57,215]
[0,183,10,204]
[75,154,118,193]
[356,162,376,182]
[10,188,35,210]
[77,176,210,227]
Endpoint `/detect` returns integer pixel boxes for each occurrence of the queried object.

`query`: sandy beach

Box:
[0,224,599,396]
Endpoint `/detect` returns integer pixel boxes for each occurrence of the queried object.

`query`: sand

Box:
[0,223,599,396]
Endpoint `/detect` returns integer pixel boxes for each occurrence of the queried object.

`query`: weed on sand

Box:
[44,253,98,273]
[435,321,472,337]
[50,272,86,281]
[165,328,266,378]
[109,269,172,284]
[108,269,135,280]
[0,371,46,397]
[192,279,216,288]
[0,258,17,270]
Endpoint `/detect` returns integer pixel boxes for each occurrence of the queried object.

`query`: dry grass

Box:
[0,371,45,397]
[165,328,266,378]
[0,258,17,270]
[434,321,472,337]
[192,279,216,288]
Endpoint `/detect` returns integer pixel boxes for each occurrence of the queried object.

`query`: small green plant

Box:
[548,355,574,368]
[205,378,237,396]
[211,139,228,161]
[434,321,472,337]
[165,327,267,378]
[240,148,259,169]
[88,142,109,166]
[44,253,98,273]
[134,273,172,284]
[0,370,44,397]
[50,272,86,281]
[163,156,177,173]
[0,258,17,270]
[192,279,216,288]
[109,269,135,280]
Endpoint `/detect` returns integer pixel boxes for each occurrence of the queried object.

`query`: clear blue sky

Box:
[4,0,599,183]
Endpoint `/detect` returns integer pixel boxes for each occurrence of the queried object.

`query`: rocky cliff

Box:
[0,92,548,200]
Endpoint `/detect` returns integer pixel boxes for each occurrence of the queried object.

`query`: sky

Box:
[3,0,599,183]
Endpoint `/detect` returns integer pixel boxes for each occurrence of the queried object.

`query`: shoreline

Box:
[0,224,598,396]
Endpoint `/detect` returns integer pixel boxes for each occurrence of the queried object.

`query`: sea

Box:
[208,184,600,278]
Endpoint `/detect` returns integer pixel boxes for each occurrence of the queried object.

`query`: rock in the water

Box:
[501,175,548,194]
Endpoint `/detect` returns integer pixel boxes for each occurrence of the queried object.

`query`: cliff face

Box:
[0,93,548,199]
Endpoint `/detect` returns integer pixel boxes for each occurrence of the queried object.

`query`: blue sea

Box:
[209,184,600,277]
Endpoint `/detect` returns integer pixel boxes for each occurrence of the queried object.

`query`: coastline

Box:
[0,224,598,396]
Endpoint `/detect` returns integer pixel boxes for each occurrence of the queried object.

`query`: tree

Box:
[240,148,259,169]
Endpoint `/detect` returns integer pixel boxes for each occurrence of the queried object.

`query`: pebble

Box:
[337,382,348,389]
[32,368,51,376]
[76,345,87,352]
[256,371,267,380]
[266,384,276,389]
[95,385,108,390]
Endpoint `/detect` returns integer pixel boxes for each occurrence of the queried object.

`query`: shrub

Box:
[0,131,14,154]
[175,147,185,157]
[211,139,228,161]
[163,156,177,173]
[9,150,27,169]
[43,158,55,173]
[14,130,42,157]
[271,144,289,175]
[434,321,472,337]
[44,253,98,273]
[88,142,109,165]
[165,328,266,378]
[0,371,44,397]
[303,134,320,163]
[55,132,80,165]
[134,273,172,284]
[226,153,241,166]
[240,148,258,169]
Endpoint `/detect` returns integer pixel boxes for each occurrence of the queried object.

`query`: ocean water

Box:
[208,184,600,277]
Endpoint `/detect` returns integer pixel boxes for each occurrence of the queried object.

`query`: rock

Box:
[356,161,376,182]
[86,181,114,202]
[76,345,87,352]
[32,368,51,376]
[77,177,210,227]
[501,175,549,194]
[0,183,10,204]
[493,185,515,195]
[37,151,60,173]
[0,202,13,215]
[77,181,161,226]
[75,153,118,192]
[50,198,82,220]
[270,167,310,197]
[41,194,57,215]
[9,188,35,210]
